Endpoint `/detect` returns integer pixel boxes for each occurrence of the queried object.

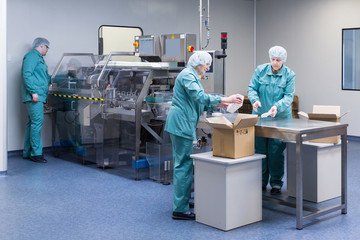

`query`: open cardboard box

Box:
[206,114,259,159]
[298,105,348,144]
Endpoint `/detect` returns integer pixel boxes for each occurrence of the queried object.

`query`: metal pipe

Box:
[207,0,210,24]
[341,131,348,214]
[254,0,257,69]
[199,0,203,50]
[204,0,210,49]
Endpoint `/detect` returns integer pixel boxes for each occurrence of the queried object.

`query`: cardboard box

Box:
[298,105,347,144]
[206,114,259,159]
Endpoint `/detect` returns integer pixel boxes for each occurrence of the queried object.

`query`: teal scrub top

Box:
[247,63,295,118]
[165,66,222,141]
[22,49,51,103]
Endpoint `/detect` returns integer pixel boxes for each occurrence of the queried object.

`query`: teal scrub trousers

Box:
[170,133,193,213]
[255,136,286,188]
[23,101,44,157]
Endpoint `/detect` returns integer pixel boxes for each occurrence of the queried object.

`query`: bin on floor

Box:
[286,141,341,203]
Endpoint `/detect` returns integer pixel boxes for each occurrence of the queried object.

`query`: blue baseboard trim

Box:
[348,135,360,141]
[7,146,54,157]
[7,150,22,157]
[0,171,7,175]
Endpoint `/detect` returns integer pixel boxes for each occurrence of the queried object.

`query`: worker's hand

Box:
[269,105,278,117]
[252,100,261,112]
[32,93,39,103]
[221,94,244,104]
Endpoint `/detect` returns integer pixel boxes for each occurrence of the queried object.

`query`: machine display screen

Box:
[139,37,154,55]
[164,38,181,57]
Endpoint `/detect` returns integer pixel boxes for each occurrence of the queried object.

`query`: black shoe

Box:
[30,155,47,163]
[189,202,194,209]
[270,187,281,195]
[23,156,30,160]
[172,211,195,220]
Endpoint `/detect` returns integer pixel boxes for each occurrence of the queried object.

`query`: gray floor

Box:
[1,141,359,240]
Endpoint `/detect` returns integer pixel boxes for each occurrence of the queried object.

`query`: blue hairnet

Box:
[32,37,50,48]
[269,46,287,62]
[187,51,212,67]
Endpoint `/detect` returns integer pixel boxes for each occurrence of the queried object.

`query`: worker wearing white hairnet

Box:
[165,51,244,220]
[21,37,51,163]
[186,50,212,66]
[247,46,295,195]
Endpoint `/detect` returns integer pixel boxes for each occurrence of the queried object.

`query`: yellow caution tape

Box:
[52,93,103,101]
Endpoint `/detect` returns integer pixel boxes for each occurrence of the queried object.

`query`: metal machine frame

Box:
[49,52,181,180]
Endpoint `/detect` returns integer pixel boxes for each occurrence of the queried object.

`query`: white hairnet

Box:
[32,37,50,48]
[187,51,212,67]
[269,46,287,62]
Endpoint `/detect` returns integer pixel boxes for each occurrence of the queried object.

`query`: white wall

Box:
[256,0,360,136]
[1,0,7,172]
[7,0,254,151]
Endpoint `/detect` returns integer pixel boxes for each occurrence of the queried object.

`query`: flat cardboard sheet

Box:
[205,116,233,129]
[313,105,340,115]
[234,114,259,129]
[298,105,348,122]
[206,114,259,130]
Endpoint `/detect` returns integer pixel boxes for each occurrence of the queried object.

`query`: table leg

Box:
[341,132,347,214]
[295,134,303,230]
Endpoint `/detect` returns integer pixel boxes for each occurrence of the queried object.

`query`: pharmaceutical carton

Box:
[206,114,259,158]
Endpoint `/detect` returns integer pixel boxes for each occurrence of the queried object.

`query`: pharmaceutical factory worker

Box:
[21,37,51,163]
[247,46,295,195]
[165,51,243,220]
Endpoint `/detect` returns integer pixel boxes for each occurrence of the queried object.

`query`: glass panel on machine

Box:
[139,37,154,56]
[51,54,104,94]
[164,38,181,57]
[49,53,158,178]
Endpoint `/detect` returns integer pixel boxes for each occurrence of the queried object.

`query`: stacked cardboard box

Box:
[292,95,299,118]
[237,97,253,114]
[298,105,347,144]
[239,95,299,119]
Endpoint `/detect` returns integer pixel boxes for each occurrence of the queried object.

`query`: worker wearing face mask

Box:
[165,51,244,220]
[247,46,295,195]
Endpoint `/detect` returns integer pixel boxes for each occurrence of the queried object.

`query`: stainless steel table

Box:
[255,118,348,230]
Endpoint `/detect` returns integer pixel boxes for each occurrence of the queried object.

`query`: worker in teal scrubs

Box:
[22,37,51,163]
[165,51,244,220]
[247,46,295,195]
